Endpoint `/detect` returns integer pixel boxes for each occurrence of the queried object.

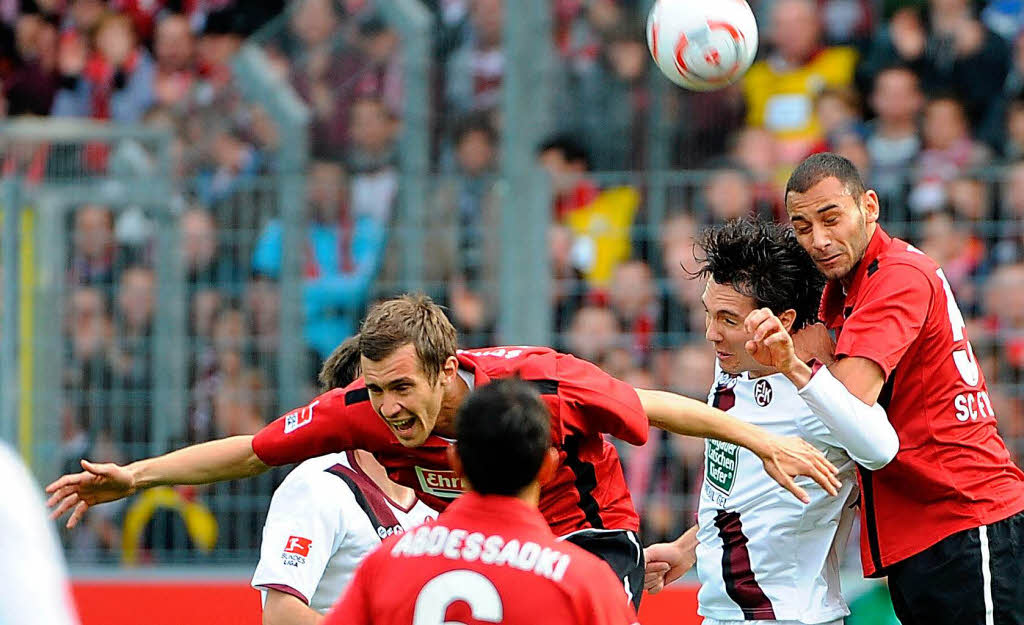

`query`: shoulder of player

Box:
[865,247,939,293]
[273,454,361,502]
[458,346,557,376]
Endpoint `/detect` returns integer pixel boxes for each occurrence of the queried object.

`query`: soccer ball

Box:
[646,0,759,92]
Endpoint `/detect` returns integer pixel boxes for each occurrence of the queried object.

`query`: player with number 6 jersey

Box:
[782,154,1024,625]
[325,379,639,625]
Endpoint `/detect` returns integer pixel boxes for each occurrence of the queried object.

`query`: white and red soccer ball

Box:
[646,0,759,92]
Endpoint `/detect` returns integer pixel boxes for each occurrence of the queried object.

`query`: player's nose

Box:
[705,323,723,343]
[379,398,402,418]
[811,224,831,251]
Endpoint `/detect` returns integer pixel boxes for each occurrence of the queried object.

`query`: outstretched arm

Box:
[46,436,268,528]
[637,389,841,503]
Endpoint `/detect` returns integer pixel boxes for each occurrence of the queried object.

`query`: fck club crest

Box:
[754,379,773,407]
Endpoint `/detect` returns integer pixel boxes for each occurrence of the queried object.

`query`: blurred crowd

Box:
[2,0,1024,558]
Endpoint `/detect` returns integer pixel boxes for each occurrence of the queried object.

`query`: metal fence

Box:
[2,0,1023,572]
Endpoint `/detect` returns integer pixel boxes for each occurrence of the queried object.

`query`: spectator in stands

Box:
[195,7,244,95]
[994,160,1024,265]
[980,263,1024,382]
[910,95,992,214]
[446,0,504,115]
[946,173,993,226]
[658,211,705,342]
[865,66,924,204]
[568,22,653,171]
[549,222,588,332]
[65,285,113,400]
[815,86,864,141]
[564,304,622,365]
[354,14,403,118]
[553,0,621,75]
[859,1,1009,133]
[727,126,786,213]
[193,122,263,206]
[432,115,500,346]
[182,207,231,287]
[69,204,115,290]
[110,265,153,376]
[4,10,59,115]
[609,259,660,353]
[244,275,280,380]
[253,159,388,362]
[151,13,195,110]
[918,210,986,314]
[743,0,858,163]
[53,13,154,122]
[700,163,760,223]
[538,133,598,222]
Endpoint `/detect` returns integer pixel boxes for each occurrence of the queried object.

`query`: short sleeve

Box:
[554,354,649,445]
[323,552,376,624]
[251,469,347,605]
[834,264,933,379]
[252,390,359,466]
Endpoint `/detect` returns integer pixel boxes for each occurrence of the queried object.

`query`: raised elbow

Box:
[859,428,899,471]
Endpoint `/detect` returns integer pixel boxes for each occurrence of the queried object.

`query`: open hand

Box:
[759,434,841,503]
[45,460,137,528]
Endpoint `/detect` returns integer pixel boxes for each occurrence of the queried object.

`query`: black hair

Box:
[785,152,867,202]
[318,334,362,391]
[537,133,592,170]
[453,113,498,147]
[455,379,551,496]
[694,219,825,331]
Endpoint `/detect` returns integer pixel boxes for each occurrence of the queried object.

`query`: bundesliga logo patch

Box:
[283,401,319,434]
[415,466,468,499]
[282,536,312,567]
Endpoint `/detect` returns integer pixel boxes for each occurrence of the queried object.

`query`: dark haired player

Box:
[324,379,640,625]
[48,295,840,611]
[745,153,1024,624]
[644,220,899,625]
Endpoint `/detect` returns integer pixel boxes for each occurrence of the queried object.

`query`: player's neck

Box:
[433,371,471,438]
[351,450,418,509]
[514,482,542,507]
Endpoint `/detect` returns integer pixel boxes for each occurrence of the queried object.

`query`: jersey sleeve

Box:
[252,390,360,466]
[251,468,348,606]
[834,263,933,379]
[322,549,377,625]
[554,353,649,445]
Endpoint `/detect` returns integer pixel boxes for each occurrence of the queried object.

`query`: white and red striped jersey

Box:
[695,363,860,624]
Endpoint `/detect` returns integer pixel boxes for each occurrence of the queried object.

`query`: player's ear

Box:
[441,355,459,385]
[779,309,797,333]
[860,189,880,225]
[535,447,560,486]
[447,445,464,478]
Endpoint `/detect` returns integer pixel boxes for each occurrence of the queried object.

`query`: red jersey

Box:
[821,226,1024,576]
[323,492,639,625]
[251,346,649,536]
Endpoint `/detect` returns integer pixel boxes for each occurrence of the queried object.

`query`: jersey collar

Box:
[445,492,552,534]
[820,225,891,330]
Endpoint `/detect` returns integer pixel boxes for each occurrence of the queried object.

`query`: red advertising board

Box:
[72,580,700,625]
